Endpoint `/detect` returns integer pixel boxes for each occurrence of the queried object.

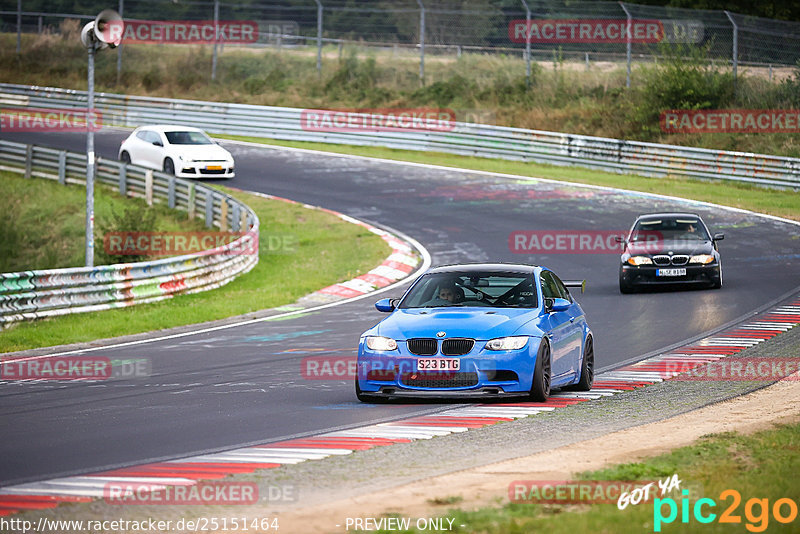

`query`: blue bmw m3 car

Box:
[355,263,594,402]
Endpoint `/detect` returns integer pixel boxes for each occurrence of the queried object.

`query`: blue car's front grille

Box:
[407,338,438,356]
[441,338,474,356]
[401,371,479,388]
[406,338,475,356]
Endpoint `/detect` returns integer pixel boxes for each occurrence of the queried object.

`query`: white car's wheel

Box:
[163,158,175,175]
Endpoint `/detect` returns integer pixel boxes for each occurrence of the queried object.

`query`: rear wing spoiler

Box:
[563,280,587,293]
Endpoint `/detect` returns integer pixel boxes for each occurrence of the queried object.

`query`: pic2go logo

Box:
[654,489,798,532]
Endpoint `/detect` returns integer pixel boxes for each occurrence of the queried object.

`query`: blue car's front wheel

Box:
[570,335,594,391]
[529,340,551,402]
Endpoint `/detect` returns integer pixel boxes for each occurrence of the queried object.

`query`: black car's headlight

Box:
[485,336,529,351]
[365,336,397,351]
[626,256,653,266]
[689,254,715,264]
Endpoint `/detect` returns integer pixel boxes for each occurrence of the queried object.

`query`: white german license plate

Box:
[416,358,460,371]
[206,165,223,170]
[657,268,687,277]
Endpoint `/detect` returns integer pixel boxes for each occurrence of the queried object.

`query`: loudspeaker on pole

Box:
[80,9,123,49]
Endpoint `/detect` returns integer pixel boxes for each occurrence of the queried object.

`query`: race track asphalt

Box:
[1,130,798,486]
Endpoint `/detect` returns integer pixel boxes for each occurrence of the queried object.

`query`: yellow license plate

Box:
[206,165,222,170]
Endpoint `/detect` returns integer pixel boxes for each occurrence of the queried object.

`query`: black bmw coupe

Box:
[617,213,724,293]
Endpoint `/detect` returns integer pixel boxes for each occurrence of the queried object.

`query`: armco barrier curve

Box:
[2,83,800,189]
[0,140,259,324]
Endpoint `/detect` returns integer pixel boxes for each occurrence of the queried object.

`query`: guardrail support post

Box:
[188,183,196,220]
[24,145,32,178]
[58,151,67,184]
[145,170,153,206]
[119,163,127,195]
[232,204,241,232]
[220,199,229,231]
[205,190,214,228]
[168,177,175,208]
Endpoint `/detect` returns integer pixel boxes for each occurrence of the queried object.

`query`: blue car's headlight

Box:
[485,336,528,351]
[365,336,398,351]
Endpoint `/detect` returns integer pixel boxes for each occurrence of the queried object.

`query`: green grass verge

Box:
[0,171,207,272]
[221,135,800,222]
[385,421,800,533]
[0,181,391,353]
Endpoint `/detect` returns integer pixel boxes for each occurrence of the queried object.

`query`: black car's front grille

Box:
[652,254,691,266]
[407,338,438,356]
[401,371,479,388]
[441,338,474,356]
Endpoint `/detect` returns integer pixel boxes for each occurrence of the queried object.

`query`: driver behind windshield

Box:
[432,281,464,305]
[437,284,457,303]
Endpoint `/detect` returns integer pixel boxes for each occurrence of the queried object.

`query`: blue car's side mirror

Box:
[375,298,396,313]
[550,298,571,312]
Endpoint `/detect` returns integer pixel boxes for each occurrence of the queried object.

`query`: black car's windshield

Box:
[164,131,214,145]
[399,272,538,309]
[630,217,710,242]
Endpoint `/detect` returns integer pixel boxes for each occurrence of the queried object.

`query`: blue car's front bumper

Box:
[356,338,539,398]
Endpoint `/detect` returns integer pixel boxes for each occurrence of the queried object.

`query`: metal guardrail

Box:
[2,83,798,190]
[0,139,259,324]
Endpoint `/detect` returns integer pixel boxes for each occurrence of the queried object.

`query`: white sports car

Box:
[118,125,235,179]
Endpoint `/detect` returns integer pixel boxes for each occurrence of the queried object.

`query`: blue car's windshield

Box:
[399,272,538,309]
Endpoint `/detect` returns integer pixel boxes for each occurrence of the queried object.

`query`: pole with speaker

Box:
[80,10,123,267]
